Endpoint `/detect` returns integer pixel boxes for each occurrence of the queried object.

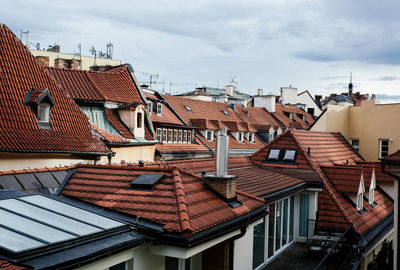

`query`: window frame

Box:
[267,149,281,160]
[162,129,168,143]
[37,103,51,123]
[350,139,360,152]
[148,102,153,114]
[379,139,389,158]
[178,130,183,143]
[206,130,213,141]
[238,132,244,142]
[187,130,192,143]
[183,130,187,143]
[157,128,162,141]
[173,129,178,143]
[168,129,173,143]
[157,102,163,115]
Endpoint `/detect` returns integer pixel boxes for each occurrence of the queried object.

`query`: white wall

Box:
[280,87,298,105]
[253,95,276,113]
[297,92,323,117]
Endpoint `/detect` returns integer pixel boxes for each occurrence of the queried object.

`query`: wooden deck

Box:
[264,242,326,270]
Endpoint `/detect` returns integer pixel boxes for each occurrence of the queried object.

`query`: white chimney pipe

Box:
[216,127,229,176]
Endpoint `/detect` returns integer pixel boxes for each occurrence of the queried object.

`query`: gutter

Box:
[261,181,322,203]
[0,148,110,156]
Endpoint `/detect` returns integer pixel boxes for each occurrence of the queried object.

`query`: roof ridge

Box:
[171,167,192,233]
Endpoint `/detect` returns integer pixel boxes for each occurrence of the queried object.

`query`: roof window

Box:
[283,149,296,161]
[184,105,193,112]
[266,149,297,163]
[25,88,55,129]
[130,174,165,190]
[222,110,229,116]
[267,149,281,160]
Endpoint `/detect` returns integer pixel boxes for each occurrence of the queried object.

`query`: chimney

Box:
[257,88,263,96]
[226,85,234,96]
[54,58,69,69]
[203,127,237,200]
[253,94,275,113]
[35,56,49,67]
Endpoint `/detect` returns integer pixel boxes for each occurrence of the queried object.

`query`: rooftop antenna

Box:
[136,71,159,90]
[106,42,113,59]
[169,83,172,94]
[20,30,30,48]
[349,71,353,96]
[89,46,97,66]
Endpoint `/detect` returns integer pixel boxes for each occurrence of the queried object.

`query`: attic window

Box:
[184,105,192,112]
[156,103,162,115]
[222,110,229,116]
[283,149,297,161]
[130,174,165,190]
[25,88,55,129]
[267,149,281,160]
[38,103,50,123]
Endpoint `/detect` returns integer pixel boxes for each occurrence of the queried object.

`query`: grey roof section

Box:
[0,168,73,195]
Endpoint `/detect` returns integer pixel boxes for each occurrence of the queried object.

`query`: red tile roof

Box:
[61,164,264,236]
[156,143,211,153]
[46,65,143,104]
[190,119,218,130]
[383,149,400,162]
[104,108,134,139]
[0,260,30,270]
[273,104,314,129]
[92,124,130,144]
[235,106,281,131]
[0,24,110,155]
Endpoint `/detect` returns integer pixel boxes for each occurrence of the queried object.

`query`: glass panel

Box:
[110,261,126,270]
[38,104,50,122]
[0,199,101,236]
[0,226,45,252]
[275,201,281,251]
[283,150,296,161]
[165,257,179,270]
[289,196,294,242]
[268,149,280,160]
[20,195,123,229]
[0,209,75,243]
[282,198,288,246]
[299,194,310,237]
[252,219,265,269]
[179,130,183,143]
[268,203,275,258]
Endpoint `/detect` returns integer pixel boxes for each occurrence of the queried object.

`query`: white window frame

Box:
[356,193,363,211]
[206,130,213,141]
[379,139,389,158]
[188,130,192,143]
[178,130,183,143]
[369,169,376,205]
[157,102,162,115]
[168,129,173,143]
[37,103,50,123]
[173,129,178,143]
[162,129,168,143]
[148,102,153,114]
[248,132,254,143]
[156,128,162,141]
[183,130,187,143]
[238,132,244,142]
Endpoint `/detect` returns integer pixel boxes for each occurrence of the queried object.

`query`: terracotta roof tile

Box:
[0,260,30,270]
[383,149,400,162]
[92,124,130,144]
[104,108,134,139]
[61,164,264,236]
[273,104,314,129]
[235,106,281,131]
[0,24,110,154]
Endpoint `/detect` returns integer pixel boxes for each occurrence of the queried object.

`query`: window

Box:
[136,112,143,128]
[157,103,163,115]
[307,108,314,116]
[173,129,178,143]
[350,139,359,152]
[148,102,153,114]
[267,149,281,160]
[357,193,363,211]
[184,105,192,112]
[162,129,168,143]
[299,194,309,237]
[168,129,173,143]
[206,130,213,141]
[183,130,187,143]
[268,132,274,142]
[253,219,266,269]
[106,259,133,270]
[248,133,254,143]
[283,150,296,161]
[222,110,229,116]
[37,103,50,123]
[188,130,192,143]
[380,139,389,158]
[238,132,244,142]
[178,130,183,143]
[157,128,162,141]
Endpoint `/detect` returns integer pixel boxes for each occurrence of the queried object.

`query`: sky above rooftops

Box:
[3,0,400,102]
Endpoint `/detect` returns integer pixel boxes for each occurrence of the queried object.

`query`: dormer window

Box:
[206,130,214,141]
[238,132,244,142]
[25,88,55,129]
[248,132,254,143]
[369,169,376,205]
[148,102,153,114]
[157,103,162,115]
[357,173,365,211]
[136,112,143,128]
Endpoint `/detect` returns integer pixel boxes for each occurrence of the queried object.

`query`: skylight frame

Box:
[184,105,193,112]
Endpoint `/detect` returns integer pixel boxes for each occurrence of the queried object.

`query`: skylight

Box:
[267,149,281,160]
[184,105,192,112]
[222,110,229,116]
[130,174,165,190]
[283,150,296,161]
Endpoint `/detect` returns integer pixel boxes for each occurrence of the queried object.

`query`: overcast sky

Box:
[2,0,400,102]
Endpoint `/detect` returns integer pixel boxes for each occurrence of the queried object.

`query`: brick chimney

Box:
[35,56,49,67]
[203,127,237,200]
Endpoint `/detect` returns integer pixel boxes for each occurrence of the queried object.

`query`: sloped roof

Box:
[61,164,264,236]
[0,260,29,270]
[145,93,184,126]
[383,149,400,162]
[235,106,281,131]
[156,143,211,153]
[104,108,134,139]
[46,65,143,104]
[273,104,314,129]
[0,24,110,155]
[91,124,130,144]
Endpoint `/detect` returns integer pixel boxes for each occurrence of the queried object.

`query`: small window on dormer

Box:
[136,112,143,128]
[248,133,254,143]
[148,102,153,114]
[25,88,55,129]
[206,130,213,141]
[267,149,281,160]
[238,132,244,142]
[38,103,50,123]
[357,193,363,211]
[157,103,162,115]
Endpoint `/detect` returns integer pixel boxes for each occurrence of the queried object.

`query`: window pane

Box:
[268,149,280,160]
[289,196,294,242]
[299,194,309,237]
[252,219,265,269]
[268,203,275,258]
[188,131,191,142]
[283,150,296,161]
[38,104,50,122]
[178,130,183,143]
[110,261,126,270]
[165,257,179,270]
[282,198,288,246]
[275,201,281,251]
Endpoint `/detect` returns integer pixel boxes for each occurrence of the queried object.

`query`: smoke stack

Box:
[257,88,263,96]
[203,127,237,200]
[226,85,234,96]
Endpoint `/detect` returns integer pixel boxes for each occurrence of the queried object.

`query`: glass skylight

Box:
[283,150,297,161]
[222,110,229,116]
[184,105,192,112]
[267,149,280,160]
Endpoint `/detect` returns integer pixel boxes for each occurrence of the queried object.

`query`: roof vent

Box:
[130,174,165,190]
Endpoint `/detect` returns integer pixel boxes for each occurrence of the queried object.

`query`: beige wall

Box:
[30,50,121,70]
[99,145,155,164]
[0,152,97,171]
[311,101,400,161]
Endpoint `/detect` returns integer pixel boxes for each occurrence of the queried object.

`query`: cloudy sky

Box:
[2,0,400,102]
